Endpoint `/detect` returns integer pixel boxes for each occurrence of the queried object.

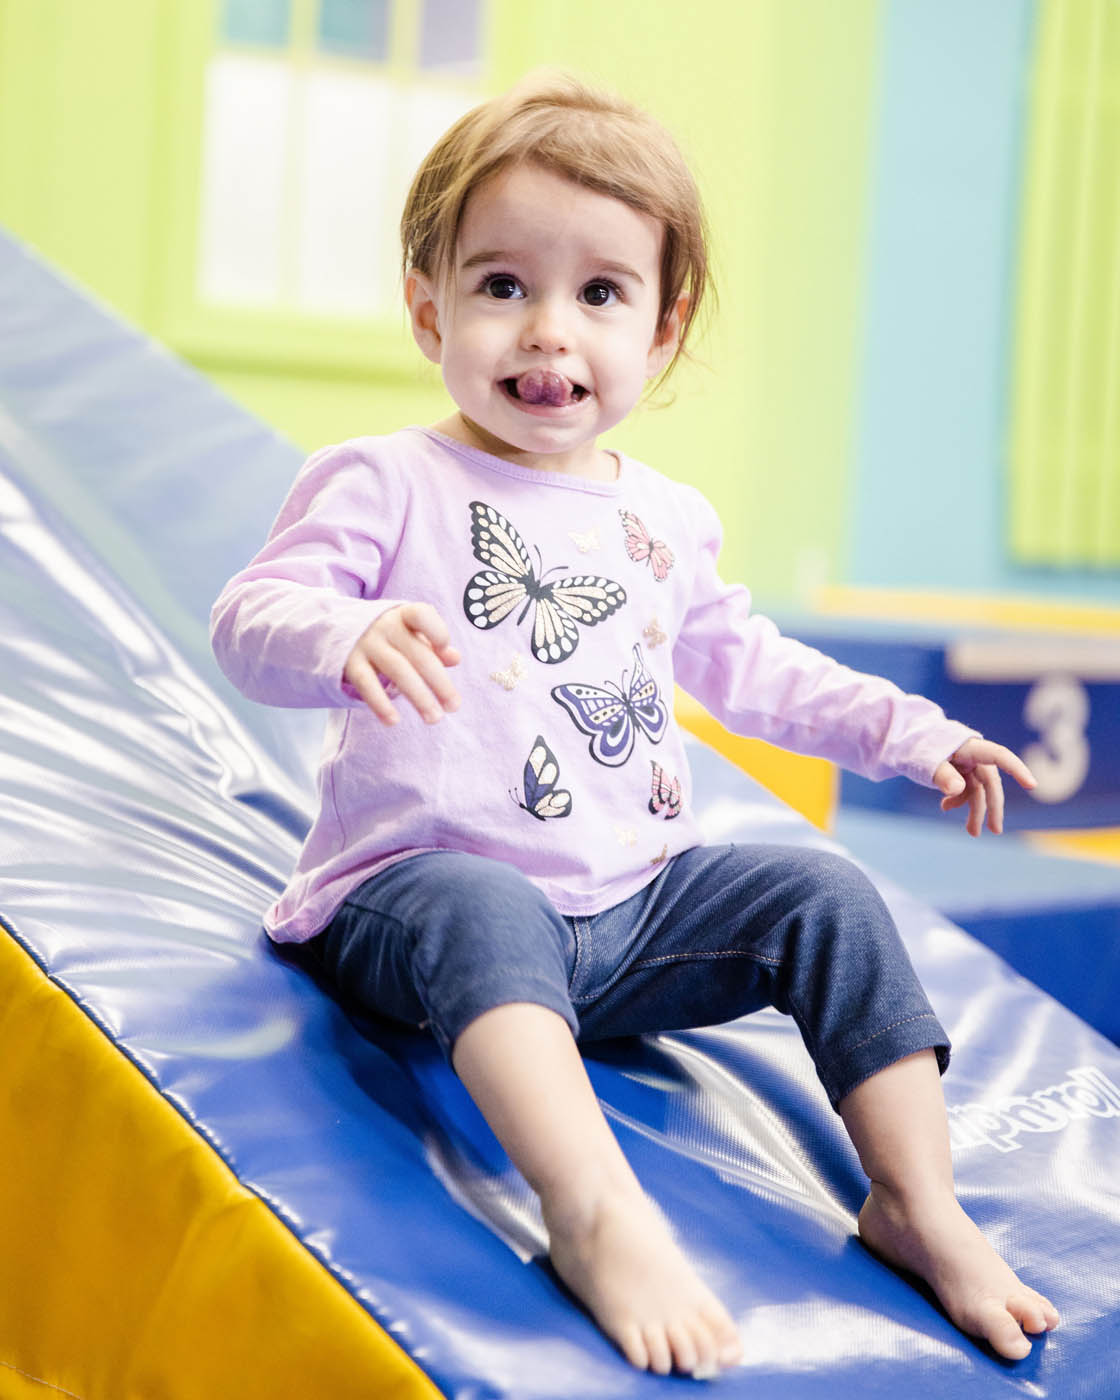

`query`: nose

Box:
[521,296,569,354]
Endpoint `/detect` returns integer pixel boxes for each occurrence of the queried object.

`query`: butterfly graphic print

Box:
[568,526,600,554]
[619,510,674,582]
[551,644,669,767]
[489,654,528,691]
[648,761,682,819]
[464,502,627,664]
[511,735,572,820]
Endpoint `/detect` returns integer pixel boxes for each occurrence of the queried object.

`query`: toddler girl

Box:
[211,72,1059,1379]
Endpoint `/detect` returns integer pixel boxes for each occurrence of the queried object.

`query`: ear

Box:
[405,269,444,365]
[646,292,689,379]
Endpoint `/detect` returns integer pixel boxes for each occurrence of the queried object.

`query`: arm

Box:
[672,493,977,787]
[209,445,412,709]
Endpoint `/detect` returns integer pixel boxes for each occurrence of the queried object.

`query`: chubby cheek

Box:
[445,325,502,385]
[439,344,490,403]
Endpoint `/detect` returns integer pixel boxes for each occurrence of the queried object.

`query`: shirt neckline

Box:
[412,426,628,496]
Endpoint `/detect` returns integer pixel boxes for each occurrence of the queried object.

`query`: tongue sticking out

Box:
[515,369,577,406]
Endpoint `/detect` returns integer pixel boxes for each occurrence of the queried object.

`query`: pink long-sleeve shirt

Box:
[211,427,976,942]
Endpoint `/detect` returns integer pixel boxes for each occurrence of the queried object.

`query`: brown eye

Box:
[486,275,523,300]
[582,281,618,308]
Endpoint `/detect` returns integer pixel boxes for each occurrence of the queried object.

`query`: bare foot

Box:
[858,1183,1060,1360]
[542,1181,743,1377]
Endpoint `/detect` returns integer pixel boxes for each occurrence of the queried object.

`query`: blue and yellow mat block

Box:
[2,229,1120,1397]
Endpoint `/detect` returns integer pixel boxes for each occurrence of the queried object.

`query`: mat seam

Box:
[0,1358,86,1400]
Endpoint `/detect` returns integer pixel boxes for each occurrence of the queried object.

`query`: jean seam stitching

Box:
[631,950,782,968]
[572,915,591,989]
[570,948,781,1006]
[846,1012,940,1056]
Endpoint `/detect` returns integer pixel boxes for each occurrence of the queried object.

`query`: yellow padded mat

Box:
[0,923,441,1400]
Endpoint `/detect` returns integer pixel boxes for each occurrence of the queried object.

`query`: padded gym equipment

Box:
[2,231,1119,1397]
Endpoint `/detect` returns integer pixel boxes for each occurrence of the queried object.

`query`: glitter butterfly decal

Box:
[649,762,682,819]
[642,616,668,649]
[490,654,528,691]
[511,735,572,820]
[619,510,674,582]
[551,644,668,768]
[614,825,637,847]
[568,526,600,554]
[464,502,627,664]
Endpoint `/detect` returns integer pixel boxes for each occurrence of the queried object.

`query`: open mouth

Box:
[502,374,589,406]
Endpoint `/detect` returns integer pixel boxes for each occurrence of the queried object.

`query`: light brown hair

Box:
[400,72,711,382]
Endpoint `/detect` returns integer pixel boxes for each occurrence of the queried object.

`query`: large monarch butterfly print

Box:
[463,502,627,664]
[511,735,573,820]
[619,509,674,582]
[550,644,669,767]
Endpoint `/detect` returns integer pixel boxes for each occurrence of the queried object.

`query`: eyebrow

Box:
[459,249,646,285]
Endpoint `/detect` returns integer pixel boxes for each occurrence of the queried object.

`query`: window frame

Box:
[150,0,491,379]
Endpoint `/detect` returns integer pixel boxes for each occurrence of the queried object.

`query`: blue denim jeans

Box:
[307,844,949,1109]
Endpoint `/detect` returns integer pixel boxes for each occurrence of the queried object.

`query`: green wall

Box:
[0,0,881,604]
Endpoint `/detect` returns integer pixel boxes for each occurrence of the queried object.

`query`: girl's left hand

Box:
[933,738,1038,837]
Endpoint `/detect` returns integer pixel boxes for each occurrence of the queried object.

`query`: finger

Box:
[966,772,987,838]
[978,763,1006,835]
[374,646,447,724]
[971,741,1037,791]
[932,760,966,799]
[415,629,461,668]
[992,745,1037,792]
[345,653,399,725]
[394,629,461,712]
[940,779,970,813]
[400,601,457,656]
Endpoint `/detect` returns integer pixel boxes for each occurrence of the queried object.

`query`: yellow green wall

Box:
[0,0,880,602]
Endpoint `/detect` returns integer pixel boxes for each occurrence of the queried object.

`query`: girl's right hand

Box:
[343,603,461,726]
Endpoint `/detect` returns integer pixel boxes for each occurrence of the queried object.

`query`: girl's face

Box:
[406,163,685,478]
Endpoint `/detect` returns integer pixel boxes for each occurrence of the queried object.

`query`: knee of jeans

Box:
[784,848,886,917]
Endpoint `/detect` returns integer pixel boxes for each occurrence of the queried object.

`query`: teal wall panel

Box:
[850,0,1047,595]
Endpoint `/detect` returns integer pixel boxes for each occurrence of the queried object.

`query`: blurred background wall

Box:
[0,0,1116,612]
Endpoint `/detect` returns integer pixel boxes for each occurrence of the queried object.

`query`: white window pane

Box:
[197,54,292,307]
[296,72,395,316]
[399,84,478,207]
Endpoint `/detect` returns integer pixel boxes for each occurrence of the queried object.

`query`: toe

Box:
[1010,1289,1059,1335]
[1032,1289,1060,1331]
[617,1321,649,1372]
[978,1301,1032,1361]
[643,1324,673,1376]
[686,1315,720,1377]
[702,1304,743,1367]
[666,1320,699,1376]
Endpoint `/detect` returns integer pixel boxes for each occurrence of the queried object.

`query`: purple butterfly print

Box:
[551,644,668,767]
[511,734,572,820]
